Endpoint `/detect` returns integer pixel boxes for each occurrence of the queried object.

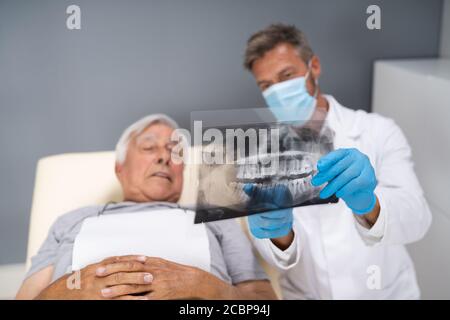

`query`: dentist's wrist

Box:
[270,229,294,251]
[354,196,380,227]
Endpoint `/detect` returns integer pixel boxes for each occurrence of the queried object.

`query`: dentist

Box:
[243,24,432,299]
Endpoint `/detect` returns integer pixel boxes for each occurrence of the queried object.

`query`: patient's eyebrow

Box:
[134,133,158,147]
[136,133,157,142]
[136,132,174,147]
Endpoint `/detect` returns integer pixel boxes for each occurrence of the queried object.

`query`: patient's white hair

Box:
[115,114,179,164]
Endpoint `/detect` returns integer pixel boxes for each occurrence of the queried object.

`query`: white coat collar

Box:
[322,95,365,139]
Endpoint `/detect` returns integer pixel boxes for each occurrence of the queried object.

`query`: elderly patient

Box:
[16,114,276,300]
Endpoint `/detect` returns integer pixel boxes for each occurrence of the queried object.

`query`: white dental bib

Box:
[72,209,210,272]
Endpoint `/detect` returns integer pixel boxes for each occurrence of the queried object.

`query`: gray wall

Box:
[441,0,450,57]
[0,0,443,264]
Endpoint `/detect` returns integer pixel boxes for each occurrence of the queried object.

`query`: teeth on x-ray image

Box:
[230,150,316,204]
[193,122,339,224]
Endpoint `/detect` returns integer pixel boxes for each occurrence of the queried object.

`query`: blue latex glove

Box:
[243,183,293,239]
[311,148,377,215]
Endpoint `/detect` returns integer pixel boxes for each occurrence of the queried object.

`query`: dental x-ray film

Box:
[189,107,338,224]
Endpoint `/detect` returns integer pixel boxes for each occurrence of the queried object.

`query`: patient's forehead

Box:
[133,123,175,145]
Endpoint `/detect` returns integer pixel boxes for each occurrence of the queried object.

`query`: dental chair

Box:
[26,150,282,298]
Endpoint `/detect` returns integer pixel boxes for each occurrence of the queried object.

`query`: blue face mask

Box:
[262,67,318,124]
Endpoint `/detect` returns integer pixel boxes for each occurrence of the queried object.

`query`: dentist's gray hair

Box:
[115,114,179,164]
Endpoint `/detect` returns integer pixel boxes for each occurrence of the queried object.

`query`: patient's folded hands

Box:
[36,255,217,300]
[95,255,207,300]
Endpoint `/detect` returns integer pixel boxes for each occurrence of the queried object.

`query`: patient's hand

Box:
[36,255,276,300]
[95,256,277,300]
[95,257,202,300]
[36,255,153,300]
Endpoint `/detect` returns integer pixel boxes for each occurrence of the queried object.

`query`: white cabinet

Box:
[372,59,450,299]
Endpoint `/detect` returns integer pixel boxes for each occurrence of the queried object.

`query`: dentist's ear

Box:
[307,55,322,96]
[309,55,322,80]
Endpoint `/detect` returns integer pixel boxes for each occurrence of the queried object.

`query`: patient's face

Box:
[116,123,184,203]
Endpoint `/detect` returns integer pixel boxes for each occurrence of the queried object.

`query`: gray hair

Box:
[243,23,314,71]
[115,114,179,164]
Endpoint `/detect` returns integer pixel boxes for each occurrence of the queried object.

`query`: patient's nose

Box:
[156,147,171,165]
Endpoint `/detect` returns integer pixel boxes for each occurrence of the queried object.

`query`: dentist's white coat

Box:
[250,95,432,300]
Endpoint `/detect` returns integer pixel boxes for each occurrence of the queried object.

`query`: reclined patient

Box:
[16,114,276,300]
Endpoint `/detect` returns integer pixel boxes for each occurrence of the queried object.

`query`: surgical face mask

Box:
[262,65,318,124]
